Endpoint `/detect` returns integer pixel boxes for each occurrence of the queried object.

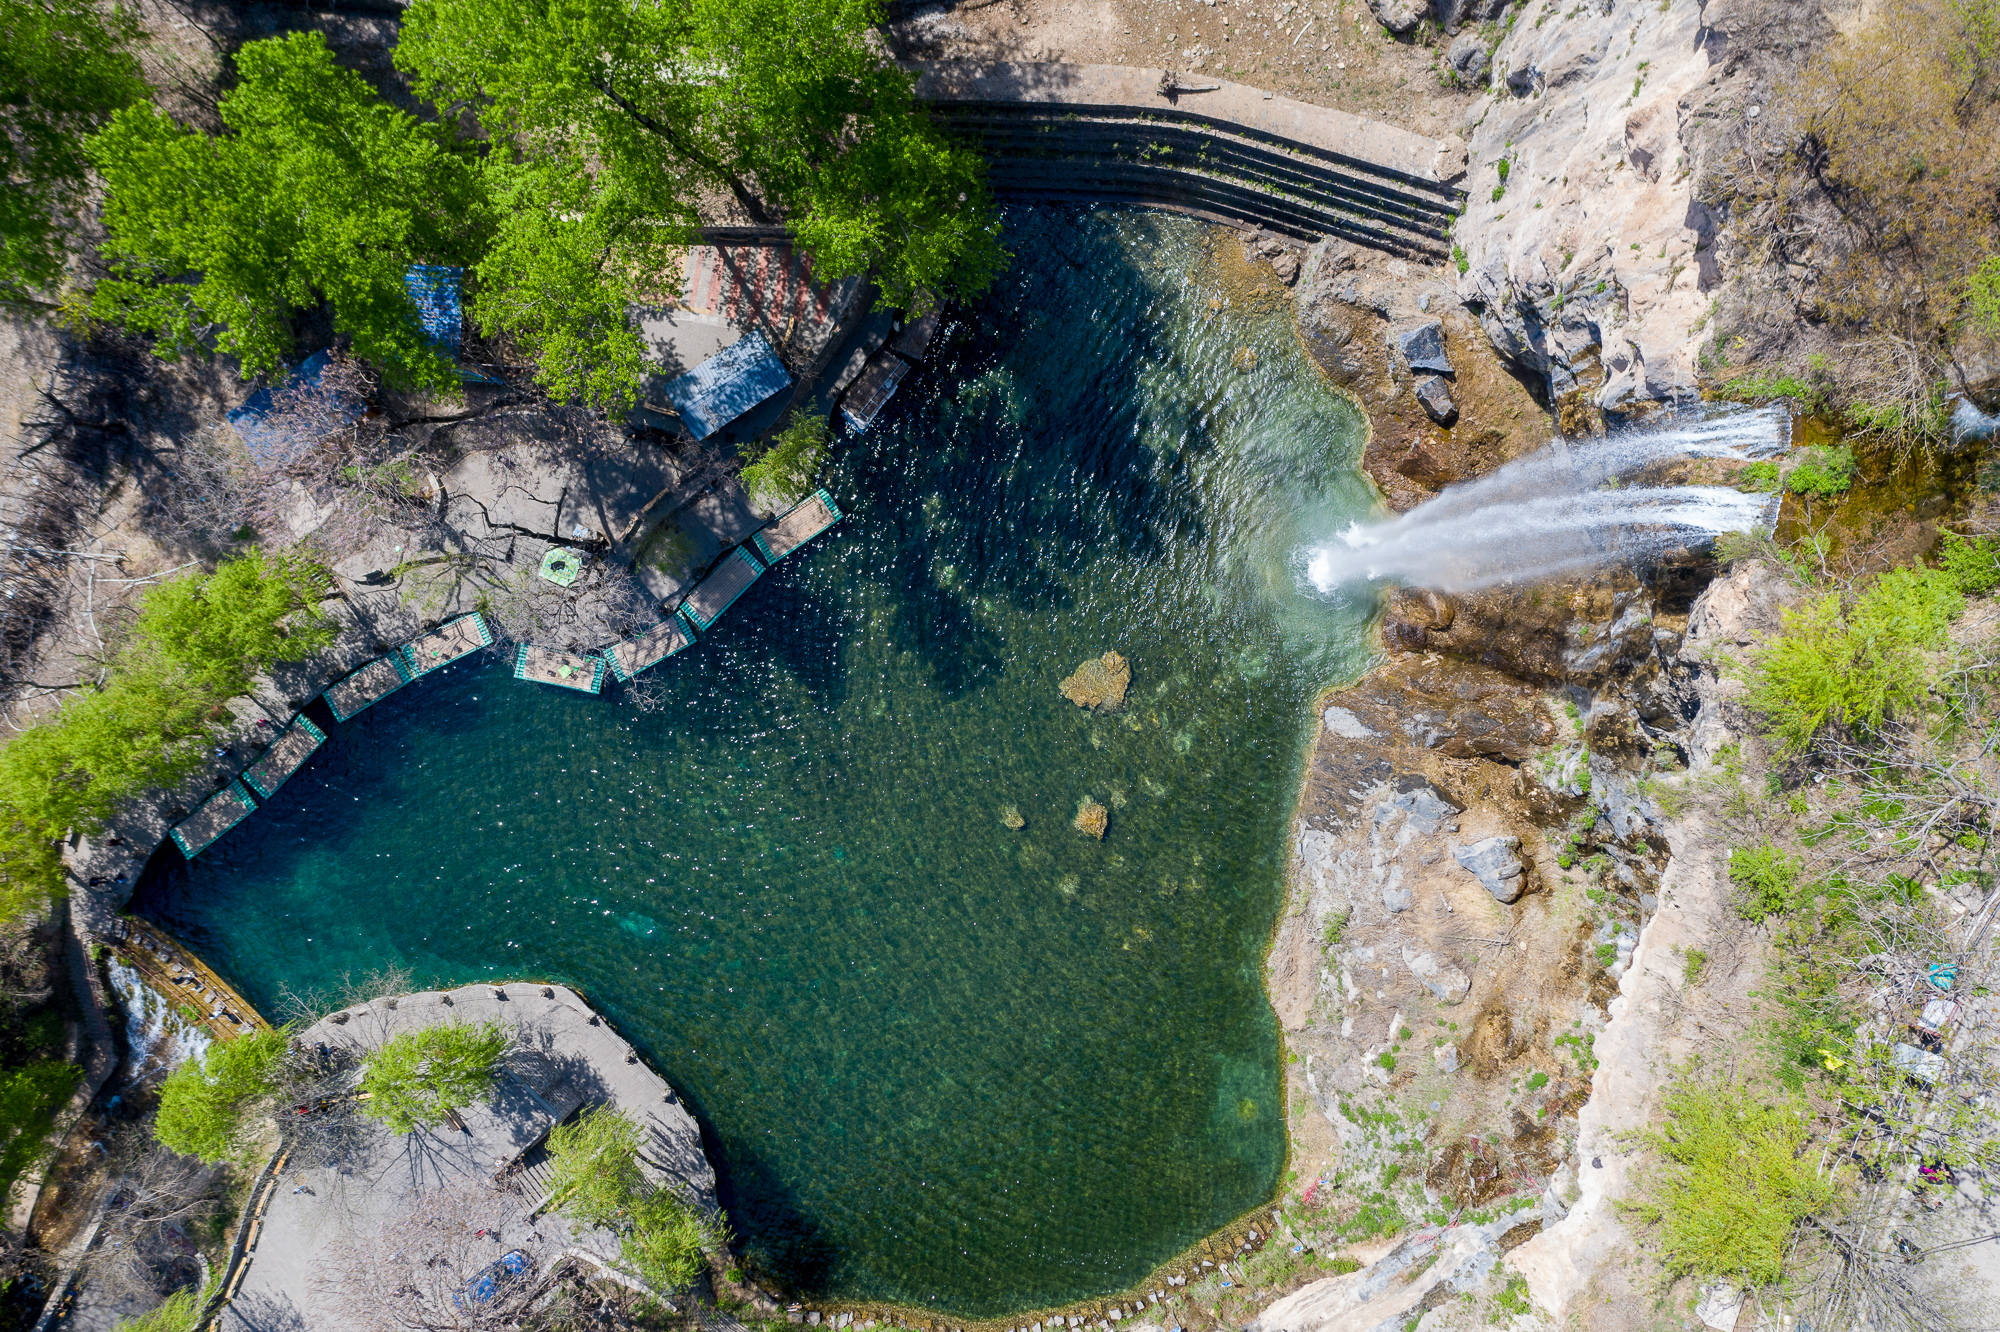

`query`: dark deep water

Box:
[136,210,1380,1316]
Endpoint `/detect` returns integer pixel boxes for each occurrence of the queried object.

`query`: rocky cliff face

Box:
[1453,0,1725,416]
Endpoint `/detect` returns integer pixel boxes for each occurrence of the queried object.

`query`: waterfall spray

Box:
[1302,406,1788,595]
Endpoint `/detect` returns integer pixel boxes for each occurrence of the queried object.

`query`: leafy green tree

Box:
[0,551,334,924]
[621,1187,721,1291]
[112,1283,215,1332]
[154,1027,289,1162]
[738,414,828,506]
[0,1058,82,1197]
[546,1105,723,1291]
[1745,566,1965,752]
[0,0,146,308]
[682,0,1004,312]
[546,1105,648,1226]
[397,0,1001,408]
[88,30,484,389]
[358,1020,508,1133]
[131,548,334,695]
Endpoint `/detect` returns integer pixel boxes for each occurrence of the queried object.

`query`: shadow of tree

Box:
[833,207,1215,698]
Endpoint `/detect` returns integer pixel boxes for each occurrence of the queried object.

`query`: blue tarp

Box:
[404,263,464,353]
[659,330,792,440]
[226,350,365,468]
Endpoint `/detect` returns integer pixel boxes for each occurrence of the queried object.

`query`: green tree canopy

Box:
[0,550,334,924]
[546,1104,648,1227]
[0,0,146,307]
[396,0,1002,408]
[545,1105,722,1291]
[88,30,485,389]
[131,548,333,695]
[358,1020,509,1133]
[154,1027,289,1162]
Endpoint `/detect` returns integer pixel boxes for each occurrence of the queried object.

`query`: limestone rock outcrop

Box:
[1453,835,1526,903]
[1454,0,1719,413]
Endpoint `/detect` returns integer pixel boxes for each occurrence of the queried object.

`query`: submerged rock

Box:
[1060,651,1131,709]
[1001,805,1026,830]
[1075,797,1109,839]
[1453,835,1525,903]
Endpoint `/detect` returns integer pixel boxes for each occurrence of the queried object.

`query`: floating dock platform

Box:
[680,547,765,631]
[169,780,258,858]
[514,644,607,694]
[401,612,494,678]
[840,354,909,433]
[603,611,697,681]
[752,489,843,565]
[323,653,413,721]
[241,717,327,799]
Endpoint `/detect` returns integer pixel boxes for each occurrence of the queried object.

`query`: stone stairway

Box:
[930,104,1461,258]
[914,63,1465,259]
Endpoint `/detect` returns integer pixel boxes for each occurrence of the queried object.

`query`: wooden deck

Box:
[888,309,941,363]
[108,917,271,1040]
[401,612,494,677]
[323,654,411,721]
[603,613,695,681]
[169,780,257,859]
[514,644,607,694]
[751,489,843,565]
[840,353,909,433]
[241,718,326,799]
[680,547,764,630]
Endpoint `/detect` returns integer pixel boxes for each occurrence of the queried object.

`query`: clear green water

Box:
[136,210,1377,1317]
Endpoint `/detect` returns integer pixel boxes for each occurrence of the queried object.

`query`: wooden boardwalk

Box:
[241,717,326,799]
[106,917,271,1041]
[400,612,493,678]
[513,644,607,694]
[680,547,765,630]
[168,780,257,859]
[602,612,695,681]
[751,489,843,565]
[323,654,411,721]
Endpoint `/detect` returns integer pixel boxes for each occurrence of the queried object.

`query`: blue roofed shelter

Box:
[659,331,792,440]
[404,263,464,353]
[226,350,365,469]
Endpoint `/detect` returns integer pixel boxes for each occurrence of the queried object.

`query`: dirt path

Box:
[888,0,1481,139]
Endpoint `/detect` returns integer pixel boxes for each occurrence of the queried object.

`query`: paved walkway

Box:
[910,61,1465,185]
[218,983,714,1332]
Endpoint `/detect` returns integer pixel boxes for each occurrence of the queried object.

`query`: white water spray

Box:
[1302,406,1787,595]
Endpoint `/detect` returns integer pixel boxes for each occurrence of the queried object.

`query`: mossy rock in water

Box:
[1075,797,1108,839]
[1000,805,1026,830]
[1060,651,1131,710]
[1233,346,1259,373]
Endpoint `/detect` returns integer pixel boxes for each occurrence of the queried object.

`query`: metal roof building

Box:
[658,330,792,441]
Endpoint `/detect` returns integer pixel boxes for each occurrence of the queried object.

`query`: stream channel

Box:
[136,209,1381,1317]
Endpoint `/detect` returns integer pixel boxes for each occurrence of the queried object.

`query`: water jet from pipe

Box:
[1301,407,1787,596]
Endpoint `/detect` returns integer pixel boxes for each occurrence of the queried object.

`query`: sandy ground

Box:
[887,0,1482,139]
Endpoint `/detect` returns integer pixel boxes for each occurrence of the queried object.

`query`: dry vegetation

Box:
[1709,0,2000,451]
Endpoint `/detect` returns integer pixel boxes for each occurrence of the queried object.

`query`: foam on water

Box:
[1301,406,1788,594]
